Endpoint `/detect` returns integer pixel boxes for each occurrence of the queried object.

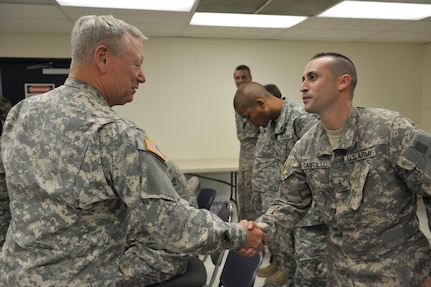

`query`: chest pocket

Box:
[334,161,368,218]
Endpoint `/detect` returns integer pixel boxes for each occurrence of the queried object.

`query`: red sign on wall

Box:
[24,83,55,98]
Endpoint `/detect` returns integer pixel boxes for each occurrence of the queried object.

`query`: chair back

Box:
[206,200,235,287]
[197,188,217,210]
[147,256,206,287]
[218,251,263,287]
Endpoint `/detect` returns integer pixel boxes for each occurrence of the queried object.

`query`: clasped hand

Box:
[237,220,268,257]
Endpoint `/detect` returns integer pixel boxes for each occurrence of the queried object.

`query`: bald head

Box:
[234,82,272,111]
[234,82,285,127]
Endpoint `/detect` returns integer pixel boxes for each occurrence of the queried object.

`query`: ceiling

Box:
[0,0,431,44]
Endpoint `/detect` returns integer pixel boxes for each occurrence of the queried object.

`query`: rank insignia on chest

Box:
[144,137,166,161]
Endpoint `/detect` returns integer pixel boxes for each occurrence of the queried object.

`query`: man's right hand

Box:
[237,220,268,257]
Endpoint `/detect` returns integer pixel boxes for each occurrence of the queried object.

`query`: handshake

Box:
[237,220,268,257]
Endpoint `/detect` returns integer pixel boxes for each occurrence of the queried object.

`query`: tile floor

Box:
[203,197,431,287]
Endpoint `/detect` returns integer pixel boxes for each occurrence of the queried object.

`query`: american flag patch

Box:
[144,137,166,161]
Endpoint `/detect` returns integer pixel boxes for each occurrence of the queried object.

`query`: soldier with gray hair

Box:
[250,52,431,286]
[0,15,266,286]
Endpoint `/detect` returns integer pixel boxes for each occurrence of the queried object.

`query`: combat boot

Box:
[265,268,287,286]
[257,257,280,277]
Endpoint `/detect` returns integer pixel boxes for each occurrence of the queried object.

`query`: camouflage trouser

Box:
[237,170,259,220]
[326,231,430,287]
[294,224,328,287]
[277,243,296,287]
[275,228,296,287]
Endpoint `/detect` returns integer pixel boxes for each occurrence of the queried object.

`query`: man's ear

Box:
[255,98,265,109]
[95,45,109,73]
[338,74,351,92]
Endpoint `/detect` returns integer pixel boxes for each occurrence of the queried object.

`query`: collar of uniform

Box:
[274,99,290,134]
[309,107,356,157]
[64,78,110,108]
[332,106,357,151]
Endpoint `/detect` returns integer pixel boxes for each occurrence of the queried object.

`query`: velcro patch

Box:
[144,137,166,161]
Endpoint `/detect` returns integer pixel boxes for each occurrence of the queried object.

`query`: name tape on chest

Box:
[343,147,376,163]
[301,160,331,170]
[300,147,376,170]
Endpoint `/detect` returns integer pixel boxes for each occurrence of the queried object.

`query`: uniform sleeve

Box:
[102,125,247,254]
[393,116,431,197]
[256,144,312,238]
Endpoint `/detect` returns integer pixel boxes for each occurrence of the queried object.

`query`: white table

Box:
[174,158,238,202]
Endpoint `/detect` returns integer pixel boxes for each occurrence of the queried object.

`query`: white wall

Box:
[1,32,429,161]
[421,43,431,133]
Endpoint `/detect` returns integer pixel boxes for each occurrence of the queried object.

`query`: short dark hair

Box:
[264,84,282,98]
[235,65,251,75]
[311,52,357,93]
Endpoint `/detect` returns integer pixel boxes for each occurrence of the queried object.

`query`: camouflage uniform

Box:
[0,143,9,247]
[165,159,198,209]
[0,97,12,247]
[235,112,259,220]
[258,106,431,286]
[0,78,248,287]
[0,97,12,124]
[116,159,199,286]
[253,100,326,287]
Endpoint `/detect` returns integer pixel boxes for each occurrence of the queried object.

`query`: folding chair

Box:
[197,188,218,210]
[147,256,207,287]
[206,200,234,287]
[217,250,263,287]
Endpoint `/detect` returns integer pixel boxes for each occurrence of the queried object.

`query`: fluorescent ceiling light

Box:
[318,1,431,20]
[56,0,195,12]
[190,12,307,28]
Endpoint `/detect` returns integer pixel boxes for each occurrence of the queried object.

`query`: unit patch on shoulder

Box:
[144,137,166,161]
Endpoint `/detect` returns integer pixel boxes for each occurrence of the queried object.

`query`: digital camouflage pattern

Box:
[0,97,12,122]
[235,112,259,220]
[253,100,326,287]
[116,159,198,286]
[258,106,431,286]
[0,143,9,247]
[0,79,247,287]
[165,158,198,209]
[252,100,316,214]
[0,97,12,247]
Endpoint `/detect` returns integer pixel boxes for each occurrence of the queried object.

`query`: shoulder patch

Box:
[144,137,166,161]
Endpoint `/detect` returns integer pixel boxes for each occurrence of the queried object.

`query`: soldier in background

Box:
[253,52,431,286]
[0,96,12,135]
[233,65,260,222]
[0,96,12,247]
[235,82,326,286]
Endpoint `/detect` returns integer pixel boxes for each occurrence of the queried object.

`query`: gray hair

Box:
[70,15,146,67]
